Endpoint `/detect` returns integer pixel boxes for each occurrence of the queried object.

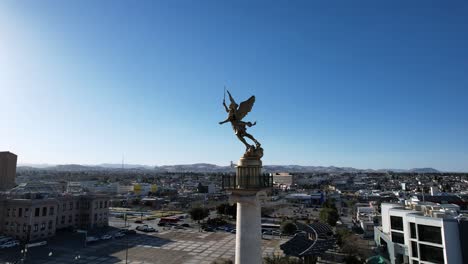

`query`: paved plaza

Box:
[0,229,286,264]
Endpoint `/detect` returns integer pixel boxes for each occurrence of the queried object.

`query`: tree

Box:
[281,221,297,235]
[319,208,339,226]
[190,207,209,224]
[322,198,337,210]
[335,229,360,256]
[261,207,274,217]
[216,203,237,219]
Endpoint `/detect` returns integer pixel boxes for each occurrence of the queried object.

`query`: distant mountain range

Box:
[17,163,442,173]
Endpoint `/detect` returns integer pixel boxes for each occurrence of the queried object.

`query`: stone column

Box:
[232,193,262,264]
[230,156,263,264]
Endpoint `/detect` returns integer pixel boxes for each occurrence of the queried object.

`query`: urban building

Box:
[356,206,377,237]
[272,172,295,190]
[0,193,110,241]
[0,151,17,191]
[374,200,468,264]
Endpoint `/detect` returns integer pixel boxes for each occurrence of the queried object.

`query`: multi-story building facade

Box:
[0,151,17,191]
[374,200,468,264]
[0,194,110,241]
[272,172,295,190]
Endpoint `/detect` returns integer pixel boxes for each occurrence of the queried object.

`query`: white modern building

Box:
[374,200,468,264]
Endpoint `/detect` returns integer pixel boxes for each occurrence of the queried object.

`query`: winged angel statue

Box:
[219,90,261,153]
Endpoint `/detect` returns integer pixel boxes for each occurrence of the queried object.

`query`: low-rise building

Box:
[0,193,109,241]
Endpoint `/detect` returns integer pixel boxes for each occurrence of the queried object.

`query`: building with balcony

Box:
[374,200,468,264]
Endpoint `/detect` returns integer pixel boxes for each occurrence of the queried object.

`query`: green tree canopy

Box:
[216,203,237,218]
[190,207,210,222]
[281,221,298,235]
[319,208,339,226]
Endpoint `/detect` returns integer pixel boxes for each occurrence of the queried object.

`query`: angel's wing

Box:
[237,96,255,121]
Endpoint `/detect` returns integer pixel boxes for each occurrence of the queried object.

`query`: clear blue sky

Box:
[1,1,467,171]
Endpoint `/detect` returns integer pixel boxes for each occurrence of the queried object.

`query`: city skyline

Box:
[1,1,468,171]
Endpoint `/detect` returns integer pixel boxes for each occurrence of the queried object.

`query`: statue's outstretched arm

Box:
[219,117,230,125]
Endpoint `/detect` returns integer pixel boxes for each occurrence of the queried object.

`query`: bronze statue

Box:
[219,90,261,152]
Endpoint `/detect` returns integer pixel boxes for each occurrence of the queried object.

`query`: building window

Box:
[69,202,73,210]
[410,222,416,239]
[63,203,66,211]
[41,223,45,230]
[50,207,54,216]
[18,208,23,217]
[12,208,16,217]
[100,201,103,208]
[35,208,40,217]
[23,224,27,232]
[420,244,444,264]
[16,223,20,232]
[95,202,98,209]
[42,207,47,216]
[68,215,72,223]
[391,232,405,244]
[61,216,65,224]
[25,208,29,217]
[75,214,79,222]
[411,241,418,258]
[390,216,403,231]
[48,221,53,229]
[104,201,108,208]
[418,225,442,244]
[6,208,10,217]
[34,224,38,232]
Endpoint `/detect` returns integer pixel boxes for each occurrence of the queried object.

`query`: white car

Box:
[114,232,125,238]
[136,225,156,232]
[101,234,112,240]
[0,240,19,248]
[86,236,99,243]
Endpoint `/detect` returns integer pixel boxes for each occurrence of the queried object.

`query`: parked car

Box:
[123,229,136,235]
[272,231,282,236]
[181,223,190,228]
[203,227,215,232]
[157,222,166,227]
[134,220,143,224]
[114,232,125,238]
[230,229,236,234]
[101,234,112,240]
[86,236,99,243]
[136,225,156,232]
[0,240,19,248]
[173,225,185,230]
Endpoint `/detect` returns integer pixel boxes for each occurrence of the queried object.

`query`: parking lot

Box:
[0,223,286,264]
